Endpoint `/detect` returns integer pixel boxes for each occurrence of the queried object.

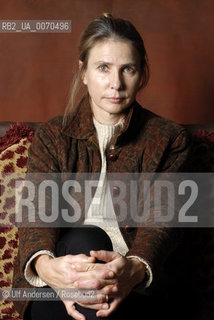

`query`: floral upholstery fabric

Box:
[0,123,34,319]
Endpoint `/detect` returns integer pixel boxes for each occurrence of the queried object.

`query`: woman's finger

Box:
[77,301,110,311]
[65,254,95,264]
[90,250,120,263]
[63,300,86,320]
[72,263,115,279]
[96,298,121,317]
[74,278,117,290]
[72,262,107,272]
[75,292,107,305]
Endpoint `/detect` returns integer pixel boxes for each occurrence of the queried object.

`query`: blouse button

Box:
[109,144,115,150]
[108,153,118,161]
[124,225,135,233]
[112,186,120,196]
[124,226,133,233]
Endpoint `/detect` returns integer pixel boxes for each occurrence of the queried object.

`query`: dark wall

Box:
[0,0,213,124]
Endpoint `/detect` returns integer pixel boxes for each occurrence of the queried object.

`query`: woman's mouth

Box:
[107,97,125,103]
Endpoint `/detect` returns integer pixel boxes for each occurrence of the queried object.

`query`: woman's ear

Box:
[79,60,87,85]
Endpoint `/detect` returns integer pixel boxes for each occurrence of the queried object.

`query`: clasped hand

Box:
[35,251,146,319]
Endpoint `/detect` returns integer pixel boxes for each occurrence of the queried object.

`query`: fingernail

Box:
[108,271,114,277]
[102,303,109,309]
[71,264,76,269]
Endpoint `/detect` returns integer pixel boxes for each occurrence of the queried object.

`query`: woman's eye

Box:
[123,66,134,73]
[98,65,108,72]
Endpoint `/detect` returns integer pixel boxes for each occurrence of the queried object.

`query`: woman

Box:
[13,13,191,320]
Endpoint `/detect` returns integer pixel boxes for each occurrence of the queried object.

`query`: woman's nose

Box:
[110,70,123,90]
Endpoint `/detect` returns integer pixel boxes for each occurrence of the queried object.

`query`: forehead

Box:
[88,39,140,65]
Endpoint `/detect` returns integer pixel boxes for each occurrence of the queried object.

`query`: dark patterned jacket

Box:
[12,97,191,317]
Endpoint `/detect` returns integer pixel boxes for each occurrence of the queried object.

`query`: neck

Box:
[93,113,124,125]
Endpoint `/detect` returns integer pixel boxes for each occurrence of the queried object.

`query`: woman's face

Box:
[80,39,142,124]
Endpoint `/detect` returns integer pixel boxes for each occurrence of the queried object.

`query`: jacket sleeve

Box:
[126,128,192,285]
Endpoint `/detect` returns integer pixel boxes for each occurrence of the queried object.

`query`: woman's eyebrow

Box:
[122,63,138,68]
[93,61,137,67]
[93,61,112,66]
